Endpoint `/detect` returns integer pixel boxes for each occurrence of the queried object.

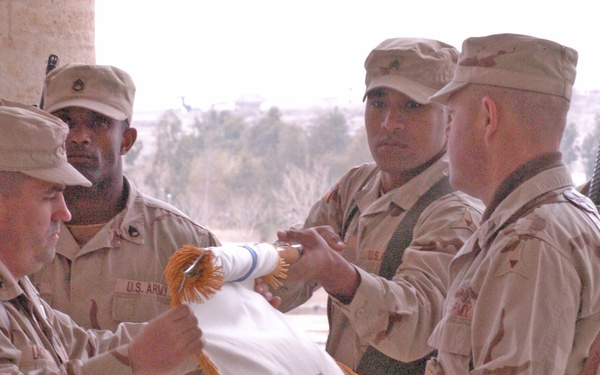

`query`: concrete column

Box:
[0,0,95,106]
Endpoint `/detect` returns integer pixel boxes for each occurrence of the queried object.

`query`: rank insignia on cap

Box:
[72,79,85,92]
[380,59,401,75]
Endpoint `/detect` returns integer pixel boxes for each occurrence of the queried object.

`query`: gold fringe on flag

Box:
[164,243,297,375]
[262,243,302,290]
[262,255,289,290]
[336,361,359,375]
[165,245,223,375]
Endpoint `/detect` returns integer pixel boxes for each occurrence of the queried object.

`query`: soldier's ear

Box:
[120,127,137,155]
[481,96,499,146]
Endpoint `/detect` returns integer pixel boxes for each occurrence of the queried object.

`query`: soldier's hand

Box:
[129,304,204,374]
[254,276,282,309]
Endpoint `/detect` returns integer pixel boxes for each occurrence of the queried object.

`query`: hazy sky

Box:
[95,1,598,112]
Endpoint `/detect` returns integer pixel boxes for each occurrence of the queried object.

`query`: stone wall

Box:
[0,0,95,106]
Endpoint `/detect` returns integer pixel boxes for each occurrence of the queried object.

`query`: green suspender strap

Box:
[356,176,454,375]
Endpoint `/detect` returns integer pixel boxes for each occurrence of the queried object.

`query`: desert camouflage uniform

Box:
[0,260,144,374]
[428,153,600,374]
[30,177,220,332]
[276,155,484,370]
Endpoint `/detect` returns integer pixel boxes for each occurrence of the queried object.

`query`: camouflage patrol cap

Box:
[429,33,578,104]
[364,38,459,104]
[43,63,136,124]
[0,99,91,187]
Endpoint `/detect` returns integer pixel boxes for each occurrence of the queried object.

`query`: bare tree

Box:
[273,160,333,229]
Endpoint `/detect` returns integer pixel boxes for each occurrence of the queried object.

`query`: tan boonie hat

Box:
[43,63,136,123]
[0,99,91,187]
[364,38,459,104]
[429,33,578,104]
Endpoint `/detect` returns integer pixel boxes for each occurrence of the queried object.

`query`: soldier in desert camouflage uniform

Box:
[426,33,600,374]
[271,38,484,374]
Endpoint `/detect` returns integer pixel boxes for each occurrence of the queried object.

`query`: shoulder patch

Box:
[495,241,530,279]
[564,189,597,214]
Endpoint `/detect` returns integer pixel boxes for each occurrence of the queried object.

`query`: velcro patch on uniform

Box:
[448,300,474,320]
[115,279,170,297]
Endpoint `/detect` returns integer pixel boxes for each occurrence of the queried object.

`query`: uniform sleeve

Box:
[0,300,139,374]
[49,308,141,374]
[274,175,346,312]
[333,193,482,362]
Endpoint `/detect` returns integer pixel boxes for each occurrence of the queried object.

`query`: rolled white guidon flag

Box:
[165,243,352,375]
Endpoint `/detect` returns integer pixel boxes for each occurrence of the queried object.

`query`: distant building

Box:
[235,94,264,117]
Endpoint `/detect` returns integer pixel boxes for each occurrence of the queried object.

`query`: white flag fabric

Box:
[182,243,345,375]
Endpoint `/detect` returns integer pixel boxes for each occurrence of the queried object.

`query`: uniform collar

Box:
[483,152,564,221]
[0,260,26,302]
[356,154,450,216]
[114,176,146,243]
[475,161,573,252]
[57,176,146,259]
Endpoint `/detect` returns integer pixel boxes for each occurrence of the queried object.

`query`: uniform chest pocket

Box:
[429,317,472,357]
[16,344,62,373]
[112,279,171,323]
